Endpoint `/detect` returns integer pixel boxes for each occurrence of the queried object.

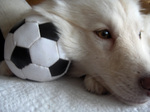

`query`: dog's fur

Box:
[1,0,150,104]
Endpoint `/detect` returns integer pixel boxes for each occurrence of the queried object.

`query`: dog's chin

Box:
[115,94,148,105]
[111,86,150,105]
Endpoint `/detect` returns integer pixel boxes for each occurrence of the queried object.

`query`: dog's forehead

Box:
[64,0,141,29]
[39,0,142,31]
[78,0,142,30]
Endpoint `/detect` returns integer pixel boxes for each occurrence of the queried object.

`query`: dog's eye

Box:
[139,31,142,39]
[95,30,112,39]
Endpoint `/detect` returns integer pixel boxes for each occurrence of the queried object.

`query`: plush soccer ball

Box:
[4,14,71,82]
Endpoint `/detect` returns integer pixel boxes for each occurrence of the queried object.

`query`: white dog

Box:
[1,0,150,105]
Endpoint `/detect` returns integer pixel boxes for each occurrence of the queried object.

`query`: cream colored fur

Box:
[1,0,150,104]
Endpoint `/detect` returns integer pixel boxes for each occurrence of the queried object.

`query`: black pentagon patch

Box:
[10,19,25,33]
[39,22,59,41]
[50,59,69,76]
[11,46,31,69]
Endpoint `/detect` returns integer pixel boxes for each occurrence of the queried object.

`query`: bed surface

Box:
[0,75,150,112]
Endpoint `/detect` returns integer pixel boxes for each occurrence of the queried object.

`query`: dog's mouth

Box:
[103,82,149,104]
[109,86,149,104]
[114,93,148,105]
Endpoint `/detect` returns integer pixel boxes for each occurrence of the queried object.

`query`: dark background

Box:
[0,29,4,61]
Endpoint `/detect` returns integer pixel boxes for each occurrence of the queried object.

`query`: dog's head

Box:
[36,0,150,104]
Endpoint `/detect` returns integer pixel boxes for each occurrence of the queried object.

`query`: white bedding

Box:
[0,75,150,112]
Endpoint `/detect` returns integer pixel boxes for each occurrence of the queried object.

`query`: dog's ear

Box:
[140,0,150,14]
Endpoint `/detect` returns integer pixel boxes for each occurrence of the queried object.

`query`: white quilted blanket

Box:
[0,75,150,112]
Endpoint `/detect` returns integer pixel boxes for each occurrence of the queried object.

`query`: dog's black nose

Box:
[140,77,150,91]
